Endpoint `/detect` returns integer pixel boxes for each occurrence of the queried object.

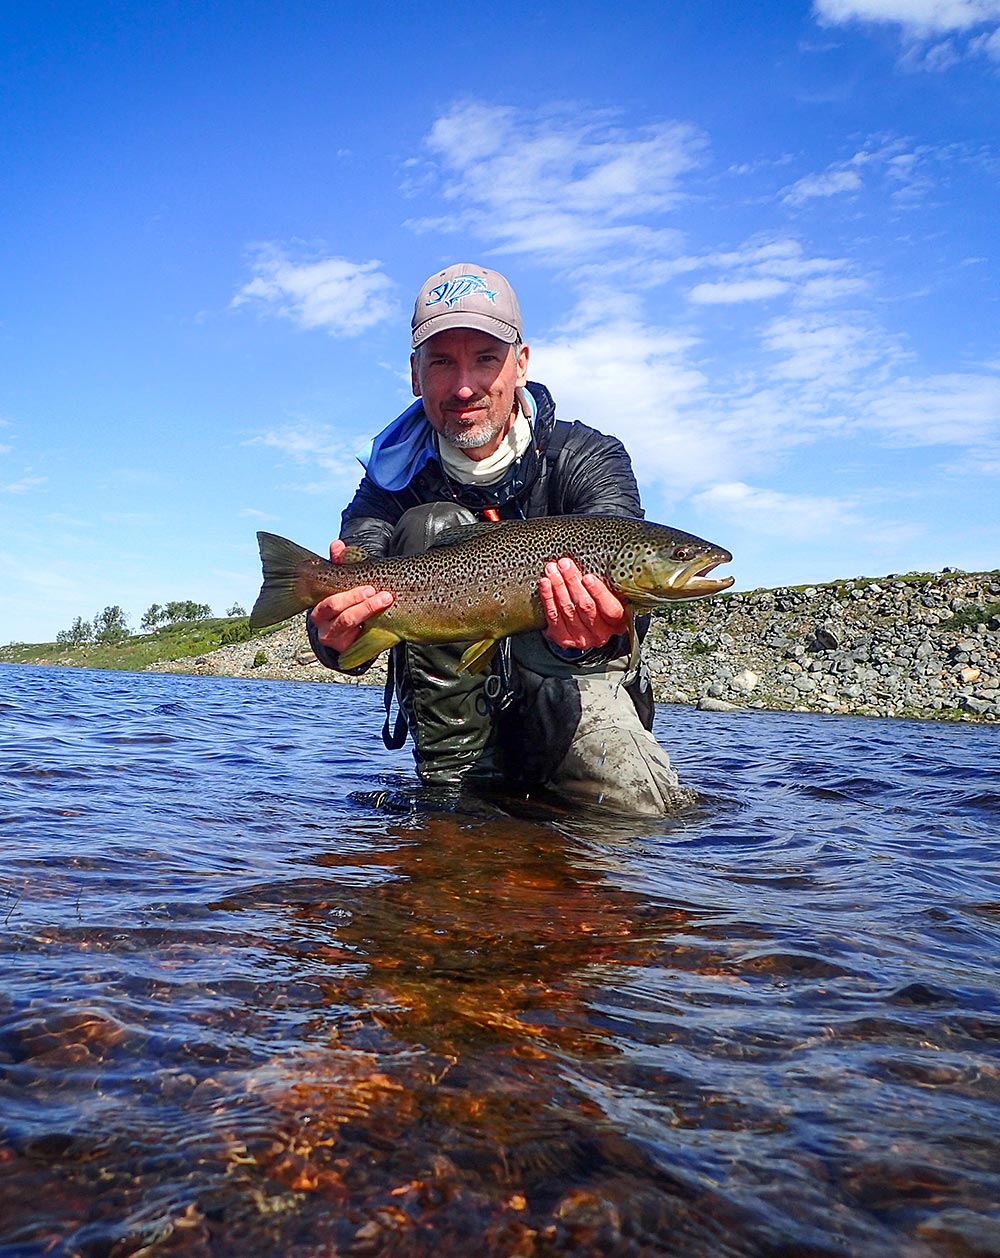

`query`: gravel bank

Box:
[147,570,1000,722]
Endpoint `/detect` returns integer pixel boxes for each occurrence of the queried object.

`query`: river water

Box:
[1,663,999,1257]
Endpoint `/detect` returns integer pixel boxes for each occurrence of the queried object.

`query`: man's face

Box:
[411,329,530,461]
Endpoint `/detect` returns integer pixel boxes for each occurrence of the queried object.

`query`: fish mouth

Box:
[666,549,735,599]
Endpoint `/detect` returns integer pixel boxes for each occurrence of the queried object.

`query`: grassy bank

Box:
[0,617,284,672]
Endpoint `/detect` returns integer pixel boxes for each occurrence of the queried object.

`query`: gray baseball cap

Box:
[411,264,523,348]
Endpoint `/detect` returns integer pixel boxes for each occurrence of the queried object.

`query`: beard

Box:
[438,409,509,451]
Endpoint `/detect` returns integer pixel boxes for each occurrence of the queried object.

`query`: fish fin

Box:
[458,638,500,675]
[339,545,369,565]
[251,533,327,629]
[338,626,402,670]
[428,521,504,550]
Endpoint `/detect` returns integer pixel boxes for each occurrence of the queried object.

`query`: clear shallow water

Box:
[1,664,999,1258]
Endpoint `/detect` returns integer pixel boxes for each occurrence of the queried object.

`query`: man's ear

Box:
[515,342,530,388]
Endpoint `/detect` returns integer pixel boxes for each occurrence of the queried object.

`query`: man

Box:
[307,264,688,815]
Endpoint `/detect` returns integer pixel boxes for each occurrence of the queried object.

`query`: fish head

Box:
[611,525,734,605]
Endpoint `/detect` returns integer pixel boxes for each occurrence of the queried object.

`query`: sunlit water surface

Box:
[1,664,999,1257]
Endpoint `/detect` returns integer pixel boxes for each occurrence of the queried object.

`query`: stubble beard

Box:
[438,406,510,452]
[442,421,503,450]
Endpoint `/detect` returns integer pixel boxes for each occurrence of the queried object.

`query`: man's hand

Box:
[539,557,629,650]
[311,539,394,654]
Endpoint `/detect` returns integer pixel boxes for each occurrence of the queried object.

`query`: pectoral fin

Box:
[458,638,500,676]
[338,627,402,670]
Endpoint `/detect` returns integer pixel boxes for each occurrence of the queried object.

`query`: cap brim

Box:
[412,310,519,349]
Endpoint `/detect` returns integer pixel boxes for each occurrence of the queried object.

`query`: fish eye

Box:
[673,545,696,561]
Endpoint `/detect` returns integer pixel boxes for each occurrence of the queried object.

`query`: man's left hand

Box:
[539,557,629,650]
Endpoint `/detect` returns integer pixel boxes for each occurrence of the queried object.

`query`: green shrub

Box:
[940,602,1000,631]
[219,619,253,645]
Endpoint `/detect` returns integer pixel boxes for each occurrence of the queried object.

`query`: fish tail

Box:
[250,532,327,629]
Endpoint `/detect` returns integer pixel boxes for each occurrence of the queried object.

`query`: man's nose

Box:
[452,365,477,398]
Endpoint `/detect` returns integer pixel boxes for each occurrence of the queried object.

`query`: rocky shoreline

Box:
[147,570,1000,722]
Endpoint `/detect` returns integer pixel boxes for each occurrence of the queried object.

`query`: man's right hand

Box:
[310,539,394,654]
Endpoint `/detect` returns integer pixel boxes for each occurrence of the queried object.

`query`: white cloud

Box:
[406,101,706,261]
[245,424,366,486]
[232,245,397,336]
[692,481,863,537]
[737,242,851,280]
[762,313,901,382]
[814,0,1000,32]
[531,307,863,500]
[971,24,1000,53]
[685,238,861,308]
[860,371,1000,444]
[0,475,46,494]
[798,276,871,303]
[531,317,738,494]
[782,137,936,207]
[813,0,1000,66]
[688,278,790,304]
[784,167,864,204]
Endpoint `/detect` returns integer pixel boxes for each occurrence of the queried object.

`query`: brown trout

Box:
[251,515,733,673]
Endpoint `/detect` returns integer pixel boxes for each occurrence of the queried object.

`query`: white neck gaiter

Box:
[437,387,535,486]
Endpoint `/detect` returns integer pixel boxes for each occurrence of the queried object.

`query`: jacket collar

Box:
[426,381,556,510]
[361,381,557,500]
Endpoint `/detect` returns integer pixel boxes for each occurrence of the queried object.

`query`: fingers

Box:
[540,559,627,649]
[312,585,394,653]
[313,538,393,653]
[581,571,628,626]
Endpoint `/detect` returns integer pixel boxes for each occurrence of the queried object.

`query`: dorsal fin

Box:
[339,545,369,565]
[427,521,505,549]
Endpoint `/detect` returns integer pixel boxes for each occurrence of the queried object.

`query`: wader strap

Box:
[381,649,409,749]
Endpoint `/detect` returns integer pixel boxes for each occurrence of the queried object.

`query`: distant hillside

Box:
[0,616,279,672]
[4,570,999,722]
[644,568,1000,722]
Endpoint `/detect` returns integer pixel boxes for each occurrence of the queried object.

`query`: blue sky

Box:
[2,0,998,645]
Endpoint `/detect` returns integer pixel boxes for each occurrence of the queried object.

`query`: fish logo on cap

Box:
[425,275,498,309]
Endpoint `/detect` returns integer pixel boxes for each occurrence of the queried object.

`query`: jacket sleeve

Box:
[339,477,407,556]
[548,424,644,520]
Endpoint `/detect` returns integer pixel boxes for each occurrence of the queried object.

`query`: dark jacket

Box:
[340,381,642,548]
[308,380,644,671]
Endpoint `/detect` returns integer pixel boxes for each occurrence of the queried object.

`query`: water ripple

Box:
[1,663,999,1255]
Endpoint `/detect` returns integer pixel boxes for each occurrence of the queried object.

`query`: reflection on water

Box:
[1,664,999,1256]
